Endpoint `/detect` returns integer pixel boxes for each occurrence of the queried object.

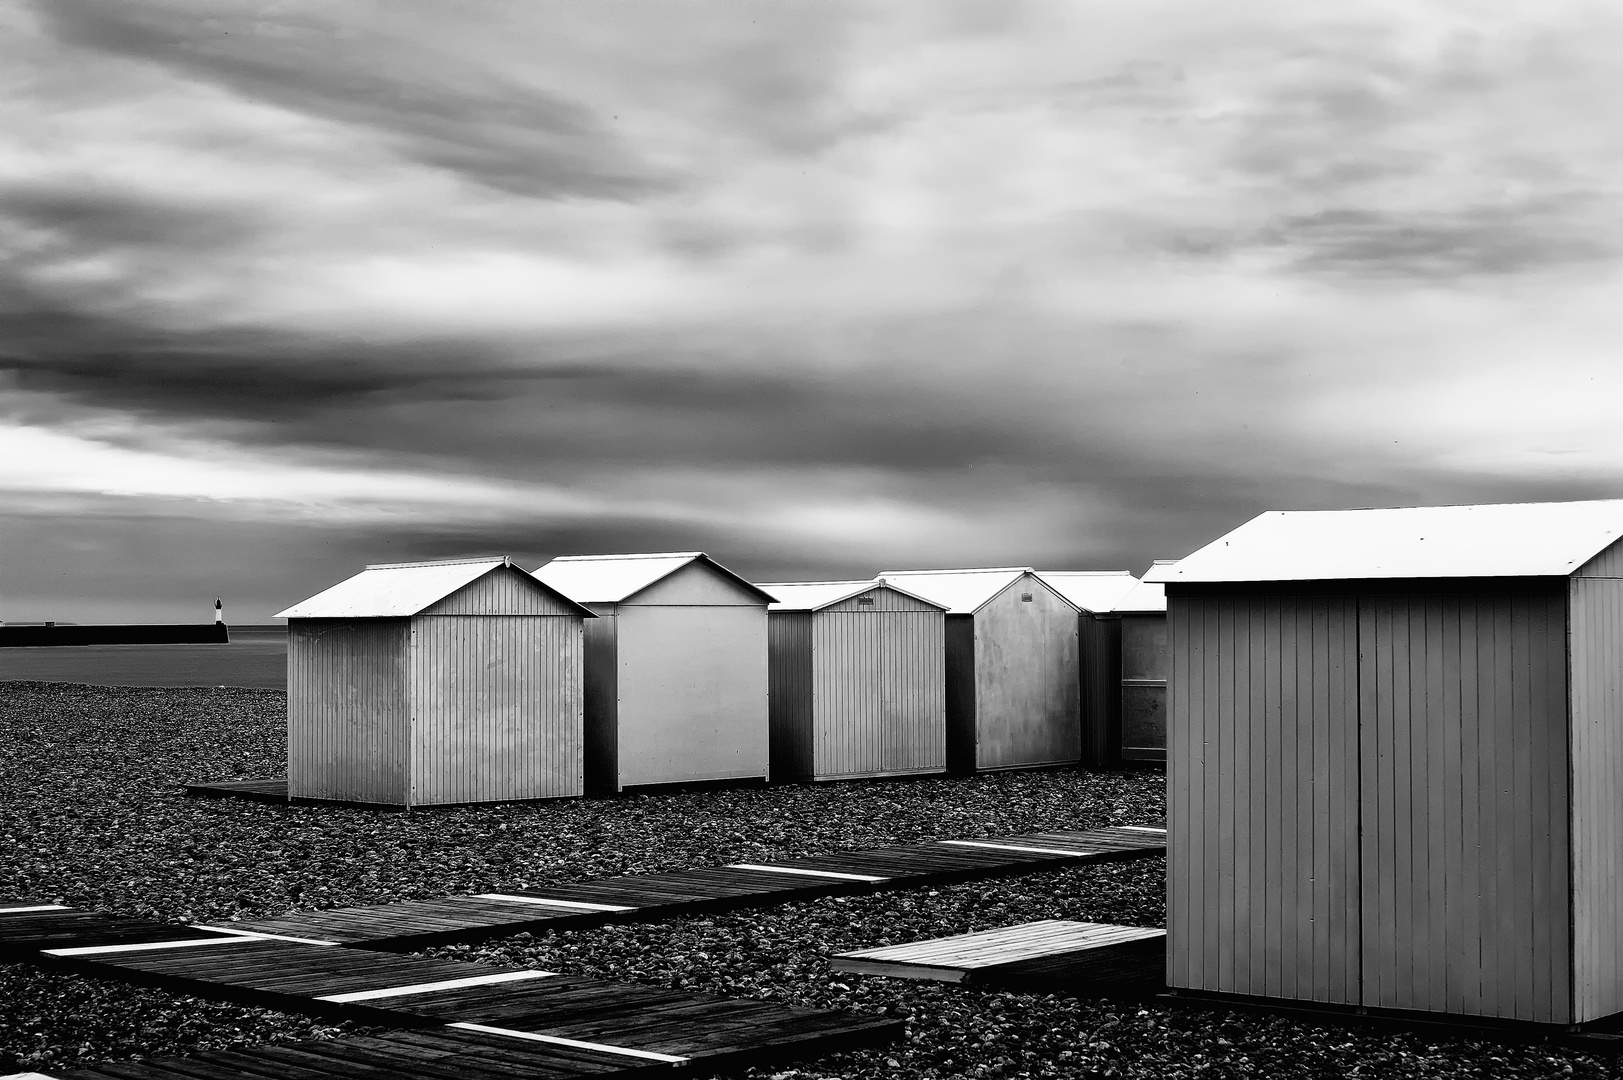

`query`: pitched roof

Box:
[1145,500,1623,584]
[758,580,946,612]
[533,551,777,604]
[1033,570,1140,613]
[275,558,593,619]
[1111,579,1167,613]
[877,567,1074,615]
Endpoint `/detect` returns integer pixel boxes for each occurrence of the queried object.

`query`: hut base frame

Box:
[1158,988,1623,1049]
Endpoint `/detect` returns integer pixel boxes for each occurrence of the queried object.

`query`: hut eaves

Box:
[1033,570,1140,613]
[1146,499,1623,584]
[760,580,946,613]
[535,552,777,604]
[274,557,595,619]
[876,567,1078,615]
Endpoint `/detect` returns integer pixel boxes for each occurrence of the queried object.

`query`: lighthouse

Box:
[214,597,224,625]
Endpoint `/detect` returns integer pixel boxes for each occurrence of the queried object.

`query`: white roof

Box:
[877,567,1073,615]
[758,580,946,612]
[533,551,775,604]
[1112,579,1167,613]
[1033,570,1139,613]
[276,558,517,619]
[1145,500,1623,584]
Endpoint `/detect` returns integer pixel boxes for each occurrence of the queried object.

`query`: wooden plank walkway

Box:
[32,932,901,1077]
[0,902,248,961]
[225,826,1166,949]
[832,919,1167,994]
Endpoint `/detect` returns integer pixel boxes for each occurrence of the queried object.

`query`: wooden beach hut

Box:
[532,552,774,793]
[1147,499,1623,1025]
[878,567,1080,774]
[276,557,594,808]
[761,579,948,781]
[1034,571,1140,769]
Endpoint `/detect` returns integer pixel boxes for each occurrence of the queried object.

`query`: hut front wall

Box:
[768,611,814,779]
[1168,592,1362,1004]
[1120,613,1168,762]
[810,605,945,779]
[613,604,769,787]
[971,579,1080,770]
[407,615,583,805]
[1572,543,1623,1021]
[287,618,411,804]
[1170,582,1573,1023]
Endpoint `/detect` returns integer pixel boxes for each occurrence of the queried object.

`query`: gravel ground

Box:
[0,681,1617,1078]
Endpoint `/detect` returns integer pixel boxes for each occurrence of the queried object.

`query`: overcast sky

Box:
[4,0,1623,622]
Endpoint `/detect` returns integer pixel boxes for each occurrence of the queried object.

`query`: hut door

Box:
[1355,589,1570,1022]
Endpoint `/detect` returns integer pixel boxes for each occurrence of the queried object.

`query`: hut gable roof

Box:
[1112,579,1167,613]
[533,551,777,604]
[1033,570,1140,613]
[1146,499,1623,584]
[275,558,594,619]
[759,580,946,612]
[877,567,1075,615]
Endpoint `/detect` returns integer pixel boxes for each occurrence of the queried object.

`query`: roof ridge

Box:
[364,556,509,570]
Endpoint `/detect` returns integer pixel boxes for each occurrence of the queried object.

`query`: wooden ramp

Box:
[226,826,1167,949]
[832,919,1166,994]
[181,778,290,803]
[35,928,901,1075]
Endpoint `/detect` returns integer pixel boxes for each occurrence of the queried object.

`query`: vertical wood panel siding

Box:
[971,578,1081,770]
[287,618,410,804]
[408,615,583,806]
[1166,592,1361,1003]
[419,566,579,616]
[767,612,814,780]
[805,606,945,780]
[1572,542,1623,1021]
[1357,587,1569,1022]
[944,615,978,774]
[1078,614,1121,769]
[580,608,619,795]
[1120,613,1168,761]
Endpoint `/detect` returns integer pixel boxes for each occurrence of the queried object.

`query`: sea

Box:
[0,624,286,689]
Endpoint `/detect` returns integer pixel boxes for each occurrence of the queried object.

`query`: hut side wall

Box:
[944,614,977,774]
[1572,544,1623,1021]
[1078,614,1121,769]
[613,604,769,787]
[407,615,583,805]
[1167,592,1362,1004]
[580,605,619,796]
[811,607,945,779]
[287,618,411,804]
[971,578,1081,770]
[768,611,814,780]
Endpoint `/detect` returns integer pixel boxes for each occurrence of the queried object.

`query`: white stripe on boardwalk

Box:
[45,936,260,957]
[0,905,70,914]
[447,1021,690,1063]
[725,863,889,883]
[189,926,343,946]
[473,894,636,912]
[939,840,1097,857]
[1118,826,1167,833]
[318,969,554,1003]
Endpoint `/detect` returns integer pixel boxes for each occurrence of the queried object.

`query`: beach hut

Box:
[1034,571,1140,769]
[761,580,948,781]
[532,552,774,793]
[878,567,1080,773]
[276,557,594,808]
[1147,499,1623,1025]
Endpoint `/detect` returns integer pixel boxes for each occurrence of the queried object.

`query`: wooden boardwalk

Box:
[34,931,900,1077]
[225,826,1167,949]
[181,778,290,804]
[0,902,246,961]
[832,919,1167,994]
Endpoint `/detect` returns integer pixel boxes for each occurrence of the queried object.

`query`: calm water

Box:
[0,624,286,689]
